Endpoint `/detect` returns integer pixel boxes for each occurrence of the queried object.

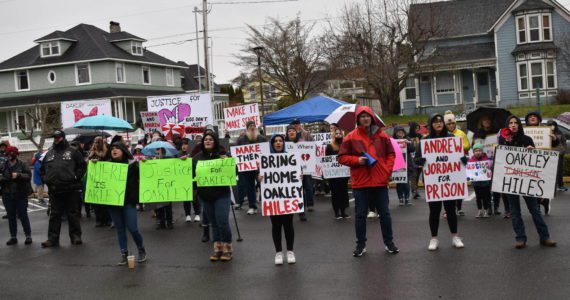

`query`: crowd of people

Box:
[0,107,567,266]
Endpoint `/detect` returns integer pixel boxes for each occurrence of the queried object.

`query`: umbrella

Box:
[63,127,109,135]
[142,141,178,157]
[466,107,512,133]
[324,104,360,132]
[556,112,570,125]
[73,131,111,145]
[72,115,133,131]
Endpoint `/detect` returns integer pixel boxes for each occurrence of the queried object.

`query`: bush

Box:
[565,153,570,176]
[556,89,570,105]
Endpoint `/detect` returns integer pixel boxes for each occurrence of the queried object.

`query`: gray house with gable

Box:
[400,0,570,115]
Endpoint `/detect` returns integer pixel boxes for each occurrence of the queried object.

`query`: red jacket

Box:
[338,106,395,188]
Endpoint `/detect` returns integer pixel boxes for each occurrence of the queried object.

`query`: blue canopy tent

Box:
[263,95,347,125]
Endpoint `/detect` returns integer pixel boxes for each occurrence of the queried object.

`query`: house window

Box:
[517,13,552,44]
[116,63,125,83]
[40,41,60,57]
[249,86,256,100]
[166,68,174,86]
[436,72,455,93]
[76,63,91,84]
[518,63,528,91]
[517,60,557,92]
[543,15,551,41]
[131,41,143,56]
[48,71,56,84]
[517,16,526,43]
[15,70,30,91]
[546,61,556,89]
[142,66,151,85]
[405,77,416,100]
[528,15,540,42]
[530,62,543,89]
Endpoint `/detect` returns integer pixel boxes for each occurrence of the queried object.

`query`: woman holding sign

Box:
[497,116,556,249]
[325,128,350,219]
[105,142,147,265]
[414,114,466,251]
[193,132,234,262]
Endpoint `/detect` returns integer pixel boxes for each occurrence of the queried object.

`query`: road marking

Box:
[0,198,48,214]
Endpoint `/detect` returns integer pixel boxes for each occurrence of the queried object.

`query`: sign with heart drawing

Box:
[286,142,316,175]
[147,93,213,129]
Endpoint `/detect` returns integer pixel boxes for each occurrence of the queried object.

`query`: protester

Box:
[473,115,497,140]
[392,126,414,206]
[179,138,201,223]
[338,106,399,256]
[262,134,296,265]
[0,141,9,220]
[444,110,470,216]
[133,145,145,162]
[415,114,465,251]
[153,148,174,230]
[470,143,491,218]
[285,125,309,221]
[32,151,46,204]
[40,130,86,248]
[193,132,234,261]
[498,115,556,249]
[235,121,267,214]
[408,122,423,199]
[525,111,552,214]
[325,128,350,219]
[547,120,567,192]
[88,136,112,227]
[1,146,32,246]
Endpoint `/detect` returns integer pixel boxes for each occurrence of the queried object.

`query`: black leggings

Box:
[329,178,349,215]
[270,215,294,252]
[429,201,457,236]
[474,185,491,210]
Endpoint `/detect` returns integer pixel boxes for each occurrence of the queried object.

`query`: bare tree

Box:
[323,0,443,115]
[235,16,333,102]
[18,105,61,152]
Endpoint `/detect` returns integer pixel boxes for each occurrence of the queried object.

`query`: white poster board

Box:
[421,137,468,202]
[260,153,304,216]
[391,139,408,183]
[491,145,559,199]
[286,142,316,175]
[61,99,112,128]
[140,111,161,134]
[523,126,552,149]
[319,155,350,179]
[147,93,213,132]
[224,104,260,131]
[466,160,492,182]
[473,134,498,158]
[311,133,332,178]
[230,142,270,172]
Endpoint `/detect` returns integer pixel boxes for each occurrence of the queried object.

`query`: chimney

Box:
[110,21,121,33]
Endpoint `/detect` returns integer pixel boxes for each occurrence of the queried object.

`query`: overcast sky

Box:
[1,0,569,84]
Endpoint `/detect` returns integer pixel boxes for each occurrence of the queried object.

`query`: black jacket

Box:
[0,159,31,196]
[193,133,231,201]
[108,142,139,206]
[236,134,267,146]
[40,140,87,191]
[414,114,455,165]
[498,115,535,148]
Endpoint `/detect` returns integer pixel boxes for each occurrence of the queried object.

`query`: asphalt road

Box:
[1,189,570,300]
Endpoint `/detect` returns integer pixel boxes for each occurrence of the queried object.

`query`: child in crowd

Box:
[392,126,414,206]
[469,143,491,218]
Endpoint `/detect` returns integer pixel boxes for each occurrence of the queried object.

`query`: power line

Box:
[211,0,298,4]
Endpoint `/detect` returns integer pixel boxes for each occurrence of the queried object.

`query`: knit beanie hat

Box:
[443,110,456,124]
[473,143,484,151]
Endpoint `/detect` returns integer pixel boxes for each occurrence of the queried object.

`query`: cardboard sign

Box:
[139,159,193,203]
[230,143,270,172]
[312,133,332,178]
[223,104,260,131]
[491,145,559,199]
[311,133,332,145]
[421,137,468,202]
[147,93,213,130]
[61,99,112,128]
[195,158,237,187]
[391,139,408,183]
[523,126,552,149]
[260,153,304,216]
[286,142,317,175]
[85,161,128,206]
[466,160,492,182]
[140,111,161,134]
[473,134,498,158]
[319,155,350,179]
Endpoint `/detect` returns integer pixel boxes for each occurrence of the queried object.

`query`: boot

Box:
[118,251,128,266]
[210,242,223,261]
[137,247,147,263]
[220,243,233,262]
[201,226,210,243]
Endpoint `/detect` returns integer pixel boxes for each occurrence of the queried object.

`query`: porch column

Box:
[15,109,19,131]
[472,69,478,107]
[414,77,420,108]
[432,73,437,106]
[131,98,136,123]
[453,71,458,104]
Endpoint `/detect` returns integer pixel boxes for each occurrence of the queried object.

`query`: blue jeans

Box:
[353,187,394,248]
[237,172,257,209]
[202,194,232,243]
[2,193,31,238]
[396,183,410,200]
[303,175,314,207]
[507,195,550,242]
[108,204,144,253]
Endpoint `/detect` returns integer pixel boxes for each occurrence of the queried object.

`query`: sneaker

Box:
[515,241,526,249]
[353,246,366,257]
[428,238,439,251]
[458,210,465,216]
[558,187,568,192]
[194,215,201,222]
[399,199,405,206]
[118,252,128,266]
[247,208,257,215]
[275,252,284,265]
[24,237,32,245]
[367,211,378,218]
[138,248,147,263]
[405,200,412,206]
[234,204,243,210]
[6,238,17,246]
[287,251,296,264]
[385,244,399,254]
[483,210,489,218]
[452,236,464,248]
[185,215,192,222]
[476,210,484,218]
[341,214,351,219]
[504,213,512,219]
[540,239,557,247]
[335,214,342,220]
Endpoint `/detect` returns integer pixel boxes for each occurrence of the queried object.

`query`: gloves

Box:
[460,157,468,165]
[416,157,426,166]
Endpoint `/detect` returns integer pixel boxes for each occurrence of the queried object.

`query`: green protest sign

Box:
[85,161,128,206]
[195,158,237,187]
[139,158,193,203]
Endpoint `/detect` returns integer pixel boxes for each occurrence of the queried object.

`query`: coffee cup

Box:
[127,255,135,269]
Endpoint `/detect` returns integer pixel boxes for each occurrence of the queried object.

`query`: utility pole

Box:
[193,7,201,92]
[253,46,266,133]
[202,0,210,93]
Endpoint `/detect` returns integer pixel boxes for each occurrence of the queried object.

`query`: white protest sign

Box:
[224,104,260,131]
[147,93,213,133]
[421,137,468,202]
[311,133,332,178]
[491,145,559,199]
[311,133,332,145]
[140,111,161,134]
[466,160,492,182]
[391,139,408,183]
[230,142,270,172]
[286,142,316,174]
[61,99,112,128]
[260,153,304,216]
[319,155,350,179]
[473,134,498,158]
[523,126,552,149]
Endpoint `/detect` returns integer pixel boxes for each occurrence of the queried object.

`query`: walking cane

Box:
[230,186,243,242]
